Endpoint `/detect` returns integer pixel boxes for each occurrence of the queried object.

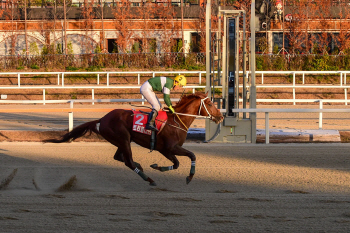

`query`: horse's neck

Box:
[175,99,200,127]
[176,99,200,115]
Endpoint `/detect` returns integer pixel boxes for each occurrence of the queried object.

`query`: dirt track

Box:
[1,142,350,232]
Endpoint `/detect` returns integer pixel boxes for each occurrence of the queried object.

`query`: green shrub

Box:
[66,66,79,71]
[30,64,40,69]
[256,56,263,70]
[86,66,102,71]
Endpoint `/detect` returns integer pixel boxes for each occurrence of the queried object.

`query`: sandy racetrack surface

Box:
[1,142,350,232]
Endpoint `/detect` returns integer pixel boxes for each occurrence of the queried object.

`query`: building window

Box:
[107,39,118,53]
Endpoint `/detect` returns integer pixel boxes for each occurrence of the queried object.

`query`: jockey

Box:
[140,75,187,131]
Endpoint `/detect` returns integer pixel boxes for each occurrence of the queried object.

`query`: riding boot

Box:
[145,109,158,131]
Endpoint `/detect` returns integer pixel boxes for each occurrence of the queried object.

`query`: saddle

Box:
[132,110,168,135]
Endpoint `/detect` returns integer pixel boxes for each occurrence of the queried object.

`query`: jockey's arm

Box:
[163,93,172,108]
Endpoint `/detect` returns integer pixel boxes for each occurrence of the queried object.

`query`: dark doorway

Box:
[107,39,118,53]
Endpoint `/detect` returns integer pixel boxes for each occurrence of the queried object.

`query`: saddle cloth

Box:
[132,110,168,135]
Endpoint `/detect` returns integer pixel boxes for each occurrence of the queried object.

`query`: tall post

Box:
[250,0,257,143]
[25,0,28,55]
[63,0,67,55]
[181,0,184,52]
[282,0,285,51]
[243,12,247,118]
[205,0,212,142]
[101,0,105,52]
[205,0,211,98]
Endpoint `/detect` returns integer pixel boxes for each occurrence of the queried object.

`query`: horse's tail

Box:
[43,120,100,143]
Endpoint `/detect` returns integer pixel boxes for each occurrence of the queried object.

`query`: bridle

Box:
[167,96,216,132]
[174,96,213,119]
[198,97,212,119]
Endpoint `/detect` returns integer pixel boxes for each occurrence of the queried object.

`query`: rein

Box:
[173,96,212,119]
[171,96,213,132]
[156,118,187,132]
[174,114,188,131]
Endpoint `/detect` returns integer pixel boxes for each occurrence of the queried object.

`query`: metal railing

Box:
[1,70,350,106]
[232,107,350,144]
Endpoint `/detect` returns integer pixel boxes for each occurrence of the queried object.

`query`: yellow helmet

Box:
[174,75,187,87]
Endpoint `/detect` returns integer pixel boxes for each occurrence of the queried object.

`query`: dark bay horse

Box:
[43,92,224,186]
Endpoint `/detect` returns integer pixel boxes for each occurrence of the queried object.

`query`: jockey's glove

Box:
[169,106,175,113]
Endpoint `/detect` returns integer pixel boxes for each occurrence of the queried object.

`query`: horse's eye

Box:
[208,104,212,107]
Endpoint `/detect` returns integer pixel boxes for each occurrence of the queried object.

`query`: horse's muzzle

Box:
[211,115,224,124]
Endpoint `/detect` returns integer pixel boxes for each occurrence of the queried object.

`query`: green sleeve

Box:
[164,94,172,107]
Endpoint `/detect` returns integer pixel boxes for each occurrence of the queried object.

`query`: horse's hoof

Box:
[150,164,158,169]
[186,176,192,184]
[149,182,157,186]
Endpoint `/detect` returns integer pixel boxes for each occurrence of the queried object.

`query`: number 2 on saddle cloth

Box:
[132,110,168,135]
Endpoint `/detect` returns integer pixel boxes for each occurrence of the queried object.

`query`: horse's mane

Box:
[174,92,207,109]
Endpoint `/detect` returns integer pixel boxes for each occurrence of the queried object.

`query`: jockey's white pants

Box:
[140,81,162,111]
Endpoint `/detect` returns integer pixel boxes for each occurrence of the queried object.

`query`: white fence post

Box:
[261,73,264,84]
[138,73,140,85]
[265,112,269,144]
[319,100,323,129]
[92,88,94,105]
[343,72,348,106]
[69,101,74,132]
[57,74,60,85]
[293,72,296,105]
[340,72,343,86]
[345,88,348,106]
[97,74,100,85]
[43,89,46,105]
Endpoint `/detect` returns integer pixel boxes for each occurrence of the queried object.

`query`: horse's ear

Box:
[205,91,209,96]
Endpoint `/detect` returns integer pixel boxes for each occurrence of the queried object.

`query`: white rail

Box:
[0,71,205,87]
[1,71,350,106]
[232,108,350,144]
[2,70,350,85]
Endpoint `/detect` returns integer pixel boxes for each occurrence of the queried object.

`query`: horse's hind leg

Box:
[117,141,156,186]
[99,126,153,185]
[114,148,143,172]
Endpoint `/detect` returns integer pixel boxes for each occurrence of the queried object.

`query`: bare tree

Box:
[284,0,310,54]
[81,0,97,53]
[312,0,333,54]
[113,0,134,53]
[335,1,350,53]
[154,0,178,53]
[135,0,156,52]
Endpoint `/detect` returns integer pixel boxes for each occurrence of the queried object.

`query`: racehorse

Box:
[43,92,224,186]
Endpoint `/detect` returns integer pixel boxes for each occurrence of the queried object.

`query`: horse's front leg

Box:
[151,145,196,184]
[174,146,196,184]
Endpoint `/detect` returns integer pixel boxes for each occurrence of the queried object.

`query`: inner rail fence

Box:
[1,101,349,144]
[232,108,350,144]
[1,70,350,105]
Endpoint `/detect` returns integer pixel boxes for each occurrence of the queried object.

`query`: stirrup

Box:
[146,124,159,131]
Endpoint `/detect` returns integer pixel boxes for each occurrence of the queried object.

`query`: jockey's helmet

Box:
[174,75,187,87]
